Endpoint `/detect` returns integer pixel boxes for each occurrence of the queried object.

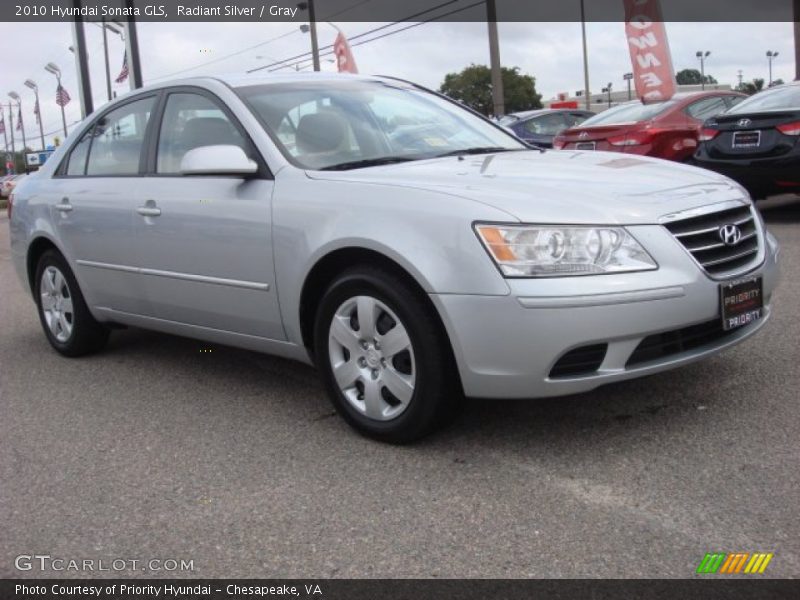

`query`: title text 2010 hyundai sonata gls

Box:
[9,74,780,442]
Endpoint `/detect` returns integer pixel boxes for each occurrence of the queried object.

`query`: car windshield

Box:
[236,79,525,170]
[726,85,800,114]
[578,100,676,127]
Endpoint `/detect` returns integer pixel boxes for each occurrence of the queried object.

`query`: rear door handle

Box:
[136,205,161,217]
[56,197,73,212]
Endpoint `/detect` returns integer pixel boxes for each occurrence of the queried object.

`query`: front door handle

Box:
[56,197,73,212]
[136,205,161,217]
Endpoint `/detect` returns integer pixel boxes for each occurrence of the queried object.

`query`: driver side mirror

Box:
[179,145,258,176]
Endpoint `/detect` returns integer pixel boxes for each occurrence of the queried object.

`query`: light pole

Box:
[696,50,711,90]
[96,20,121,101]
[5,103,15,160]
[44,63,68,138]
[602,82,613,108]
[24,80,45,151]
[766,50,779,86]
[623,72,633,100]
[580,0,591,110]
[8,92,27,155]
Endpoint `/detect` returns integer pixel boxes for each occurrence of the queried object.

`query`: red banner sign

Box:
[623,0,677,103]
[333,31,358,74]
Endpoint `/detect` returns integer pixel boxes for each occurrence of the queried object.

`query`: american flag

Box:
[34,98,40,125]
[16,107,22,131]
[115,54,129,84]
[56,84,71,107]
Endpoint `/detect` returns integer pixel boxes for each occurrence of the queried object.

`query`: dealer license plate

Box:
[720,277,763,331]
[732,130,761,149]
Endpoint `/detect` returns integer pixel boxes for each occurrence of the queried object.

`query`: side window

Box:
[157,93,248,174]
[85,96,155,176]
[65,128,93,176]
[686,97,727,121]
[566,112,591,127]
[523,113,567,136]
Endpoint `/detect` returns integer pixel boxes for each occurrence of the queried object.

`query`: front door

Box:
[133,90,284,340]
[51,95,157,315]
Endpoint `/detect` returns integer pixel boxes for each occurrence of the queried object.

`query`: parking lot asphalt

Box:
[1,195,799,579]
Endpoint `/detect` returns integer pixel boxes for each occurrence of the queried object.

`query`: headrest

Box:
[296,112,347,154]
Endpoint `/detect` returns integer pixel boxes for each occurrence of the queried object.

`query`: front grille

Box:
[663,205,760,277]
[626,319,736,367]
[549,344,607,378]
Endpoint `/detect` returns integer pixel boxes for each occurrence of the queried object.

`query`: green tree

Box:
[439,64,543,116]
[741,78,765,95]
[676,68,718,85]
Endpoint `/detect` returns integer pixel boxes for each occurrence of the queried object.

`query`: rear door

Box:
[50,94,157,314]
[132,88,284,340]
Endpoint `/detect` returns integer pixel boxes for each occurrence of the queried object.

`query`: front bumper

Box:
[431,226,780,399]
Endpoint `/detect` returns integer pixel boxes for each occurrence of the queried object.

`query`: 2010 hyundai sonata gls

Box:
[9,74,780,442]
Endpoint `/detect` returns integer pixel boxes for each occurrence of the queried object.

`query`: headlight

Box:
[475,224,657,277]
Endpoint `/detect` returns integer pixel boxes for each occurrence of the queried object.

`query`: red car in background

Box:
[553,91,745,162]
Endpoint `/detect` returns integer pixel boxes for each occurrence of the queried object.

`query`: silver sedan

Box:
[9,74,780,442]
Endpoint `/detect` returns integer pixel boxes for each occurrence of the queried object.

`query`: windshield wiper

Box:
[433,146,522,158]
[320,157,416,171]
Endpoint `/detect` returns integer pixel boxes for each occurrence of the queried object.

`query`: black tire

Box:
[313,266,461,443]
[34,249,109,357]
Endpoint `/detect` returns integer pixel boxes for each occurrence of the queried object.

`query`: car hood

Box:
[306,150,748,224]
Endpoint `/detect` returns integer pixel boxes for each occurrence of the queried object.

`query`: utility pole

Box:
[486,0,505,117]
[580,0,591,110]
[308,0,320,71]
[795,0,799,81]
[71,0,93,117]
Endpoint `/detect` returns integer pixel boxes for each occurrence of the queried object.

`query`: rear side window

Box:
[156,93,248,174]
[85,96,155,176]
[523,113,567,135]
[65,129,92,176]
[686,96,728,120]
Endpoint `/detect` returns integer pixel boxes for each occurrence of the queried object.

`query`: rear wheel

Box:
[313,266,460,443]
[34,250,109,357]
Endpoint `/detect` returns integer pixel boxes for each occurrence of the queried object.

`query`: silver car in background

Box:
[9,74,780,442]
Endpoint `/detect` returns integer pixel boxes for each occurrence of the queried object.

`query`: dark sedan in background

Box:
[499,109,594,147]
[694,82,800,199]
[553,91,745,162]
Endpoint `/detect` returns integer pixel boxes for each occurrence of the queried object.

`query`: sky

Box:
[0,20,796,150]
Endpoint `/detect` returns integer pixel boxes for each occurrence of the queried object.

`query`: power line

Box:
[145,28,302,82]
[269,0,487,72]
[249,0,466,73]
[145,0,377,82]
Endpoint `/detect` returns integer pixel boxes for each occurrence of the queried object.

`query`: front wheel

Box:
[313,267,460,443]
